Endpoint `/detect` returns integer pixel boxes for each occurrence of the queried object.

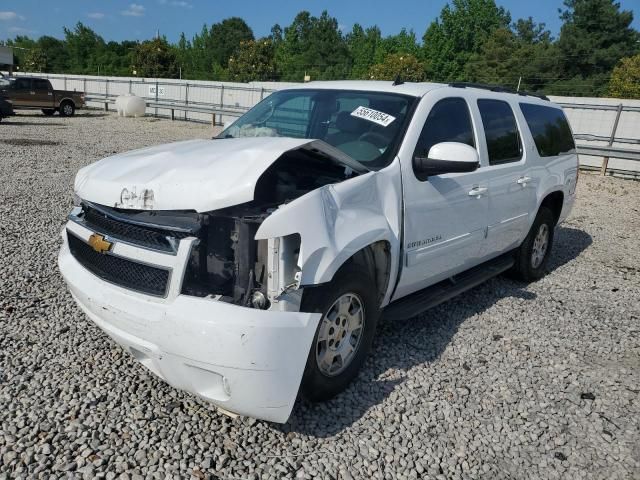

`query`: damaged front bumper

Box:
[58,221,321,423]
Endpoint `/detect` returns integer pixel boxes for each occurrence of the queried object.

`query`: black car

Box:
[0,94,13,122]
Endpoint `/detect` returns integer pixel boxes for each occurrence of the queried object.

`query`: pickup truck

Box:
[2,76,85,116]
[59,81,578,423]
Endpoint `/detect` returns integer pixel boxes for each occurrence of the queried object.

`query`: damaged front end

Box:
[179,144,362,310]
[60,138,403,423]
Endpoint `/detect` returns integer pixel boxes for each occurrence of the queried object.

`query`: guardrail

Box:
[86,95,249,127]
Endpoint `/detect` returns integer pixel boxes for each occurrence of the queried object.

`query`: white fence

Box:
[11,72,640,175]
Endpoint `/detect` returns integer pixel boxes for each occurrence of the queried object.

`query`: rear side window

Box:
[477,99,522,165]
[519,103,575,157]
[413,97,475,160]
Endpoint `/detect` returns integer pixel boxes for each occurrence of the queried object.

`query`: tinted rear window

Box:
[477,99,522,165]
[519,103,575,157]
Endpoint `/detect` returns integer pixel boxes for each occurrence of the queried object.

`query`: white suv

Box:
[59,81,578,422]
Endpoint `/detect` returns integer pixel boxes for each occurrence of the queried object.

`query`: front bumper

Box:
[58,222,321,423]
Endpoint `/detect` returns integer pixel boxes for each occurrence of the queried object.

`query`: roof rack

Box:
[448,82,549,101]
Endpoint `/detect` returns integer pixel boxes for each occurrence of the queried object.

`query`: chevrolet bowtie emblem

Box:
[88,233,113,254]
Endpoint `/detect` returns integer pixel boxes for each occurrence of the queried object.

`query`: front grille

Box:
[67,232,170,297]
[82,206,191,253]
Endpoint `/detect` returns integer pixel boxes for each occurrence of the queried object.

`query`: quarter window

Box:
[519,103,575,157]
[413,97,475,161]
[477,99,522,165]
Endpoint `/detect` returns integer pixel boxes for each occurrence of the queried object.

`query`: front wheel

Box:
[300,263,380,402]
[511,207,555,282]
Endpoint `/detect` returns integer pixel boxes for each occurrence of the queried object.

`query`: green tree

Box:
[346,24,383,79]
[422,0,511,81]
[609,54,640,98]
[131,38,179,78]
[377,28,420,61]
[35,36,69,72]
[369,53,426,81]
[209,17,254,69]
[63,22,106,74]
[228,39,276,82]
[24,47,47,72]
[276,11,351,81]
[465,19,559,92]
[555,0,640,95]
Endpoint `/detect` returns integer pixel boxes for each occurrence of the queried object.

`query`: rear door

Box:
[394,93,490,299]
[475,98,536,256]
[9,78,32,107]
[32,79,54,108]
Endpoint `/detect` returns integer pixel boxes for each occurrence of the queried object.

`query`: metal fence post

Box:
[185,83,189,121]
[129,79,132,94]
[600,104,624,176]
[64,76,67,91]
[83,78,86,96]
[220,85,224,107]
[155,80,159,117]
[260,87,264,100]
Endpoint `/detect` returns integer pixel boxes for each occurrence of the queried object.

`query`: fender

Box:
[255,160,403,307]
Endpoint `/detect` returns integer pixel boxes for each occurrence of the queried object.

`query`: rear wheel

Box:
[511,207,555,282]
[300,263,380,401]
[42,109,55,116]
[59,101,75,117]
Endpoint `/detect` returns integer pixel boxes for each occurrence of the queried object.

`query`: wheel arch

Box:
[538,190,564,225]
[58,97,76,107]
[329,240,392,308]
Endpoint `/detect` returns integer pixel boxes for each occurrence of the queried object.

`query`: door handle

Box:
[468,186,488,197]
[517,176,532,185]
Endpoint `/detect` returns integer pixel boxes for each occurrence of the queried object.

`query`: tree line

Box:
[2,0,639,98]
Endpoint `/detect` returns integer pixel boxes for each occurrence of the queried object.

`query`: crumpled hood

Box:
[74,137,362,212]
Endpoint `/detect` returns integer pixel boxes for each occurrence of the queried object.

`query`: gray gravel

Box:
[1,110,639,480]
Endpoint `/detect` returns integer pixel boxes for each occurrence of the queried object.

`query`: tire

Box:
[42,109,55,116]
[300,263,380,402]
[59,101,75,117]
[511,207,555,282]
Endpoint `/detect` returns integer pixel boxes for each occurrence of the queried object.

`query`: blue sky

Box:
[1,0,638,42]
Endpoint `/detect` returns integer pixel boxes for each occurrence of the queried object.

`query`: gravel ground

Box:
[1,111,639,480]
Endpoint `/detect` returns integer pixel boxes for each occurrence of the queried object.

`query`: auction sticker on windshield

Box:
[351,106,396,127]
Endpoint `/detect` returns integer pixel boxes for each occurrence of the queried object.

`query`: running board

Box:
[383,253,514,321]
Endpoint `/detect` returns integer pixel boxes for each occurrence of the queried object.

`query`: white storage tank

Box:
[116,94,146,117]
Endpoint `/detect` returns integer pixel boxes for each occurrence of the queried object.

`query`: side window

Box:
[413,97,475,161]
[477,99,522,165]
[519,103,575,157]
[33,79,50,91]
[14,78,31,90]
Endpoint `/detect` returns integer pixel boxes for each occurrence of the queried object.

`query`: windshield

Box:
[219,89,418,170]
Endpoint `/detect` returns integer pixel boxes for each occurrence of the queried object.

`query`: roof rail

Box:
[448,82,549,101]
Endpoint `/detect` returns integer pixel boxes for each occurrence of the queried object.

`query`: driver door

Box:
[393,94,490,300]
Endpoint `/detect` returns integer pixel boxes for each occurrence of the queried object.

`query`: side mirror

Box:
[413,142,480,177]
